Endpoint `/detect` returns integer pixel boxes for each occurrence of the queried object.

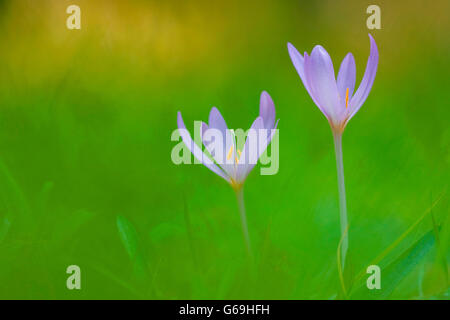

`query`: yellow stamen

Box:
[227,145,233,160]
[345,87,349,109]
[235,149,242,164]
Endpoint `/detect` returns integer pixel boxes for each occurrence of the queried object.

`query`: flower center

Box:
[345,87,349,109]
[226,145,242,164]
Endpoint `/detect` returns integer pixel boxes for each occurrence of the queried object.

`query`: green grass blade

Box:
[116,215,147,278]
[430,207,449,288]
[0,159,29,218]
[36,181,54,215]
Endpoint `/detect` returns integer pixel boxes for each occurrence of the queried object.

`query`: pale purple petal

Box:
[200,121,209,138]
[208,107,228,136]
[207,107,236,177]
[239,118,279,183]
[266,119,279,151]
[259,91,275,130]
[200,121,217,159]
[235,117,264,182]
[306,45,343,121]
[177,112,229,182]
[348,34,379,120]
[223,136,237,178]
[235,117,278,183]
[337,53,356,99]
[288,43,308,91]
[201,121,215,154]
[201,121,229,174]
[302,52,326,115]
[288,43,321,107]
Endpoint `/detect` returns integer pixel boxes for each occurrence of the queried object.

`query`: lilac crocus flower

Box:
[176,91,279,254]
[288,34,378,133]
[288,34,379,268]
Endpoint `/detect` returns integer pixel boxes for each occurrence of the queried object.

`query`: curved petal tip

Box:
[260,90,270,100]
[368,34,378,57]
[288,42,303,58]
[177,111,184,128]
[259,91,275,130]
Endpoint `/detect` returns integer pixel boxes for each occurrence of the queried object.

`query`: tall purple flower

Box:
[176,91,279,254]
[288,34,378,133]
[288,34,379,268]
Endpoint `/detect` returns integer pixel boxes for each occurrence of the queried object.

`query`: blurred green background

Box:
[0,0,448,299]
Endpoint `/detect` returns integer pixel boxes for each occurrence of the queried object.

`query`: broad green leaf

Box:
[350,229,436,299]
[350,193,443,290]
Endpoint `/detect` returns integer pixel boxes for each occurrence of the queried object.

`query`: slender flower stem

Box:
[235,187,252,256]
[333,131,348,269]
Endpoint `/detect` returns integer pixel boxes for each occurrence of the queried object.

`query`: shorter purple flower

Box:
[177,92,279,255]
[177,91,279,191]
[288,34,379,133]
